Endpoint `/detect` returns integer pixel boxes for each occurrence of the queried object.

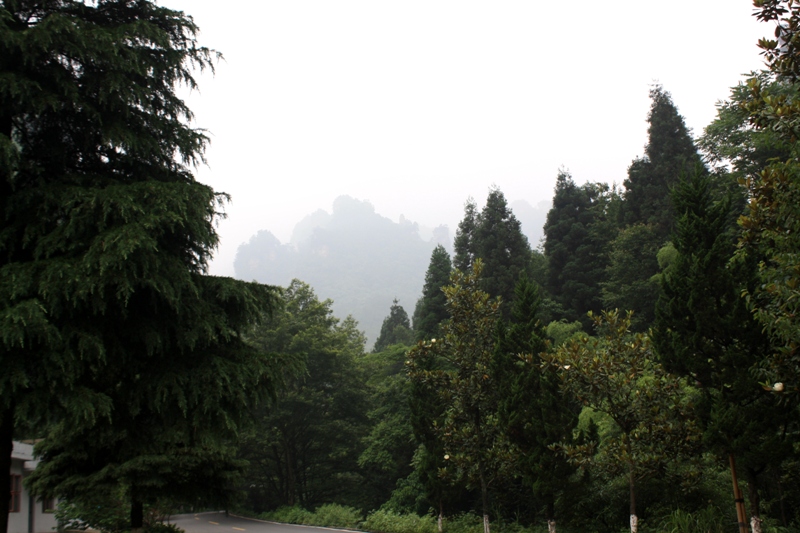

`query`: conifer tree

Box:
[543,171,617,326]
[453,199,479,273]
[413,245,452,342]
[622,85,703,240]
[453,188,532,317]
[373,299,414,352]
[0,3,283,530]
[493,275,577,533]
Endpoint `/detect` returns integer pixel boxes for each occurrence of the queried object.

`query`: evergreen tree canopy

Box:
[453,188,532,317]
[453,198,479,273]
[0,2,282,529]
[493,275,577,528]
[623,85,704,239]
[373,299,414,352]
[542,170,618,326]
[413,245,453,342]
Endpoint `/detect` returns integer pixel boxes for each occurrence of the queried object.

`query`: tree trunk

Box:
[437,500,443,533]
[131,497,144,533]
[1,405,15,533]
[746,469,762,533]
[629,469,637,533]
[286,441,296,507]
[479,471,490,533]
[729,454,749,533]
[545,499,556,533]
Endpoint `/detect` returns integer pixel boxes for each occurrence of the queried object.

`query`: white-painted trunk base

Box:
[630,514,638,533]
[483,514,490,533]
[547,519,556,533]
[751,515,762,533]
[438,513,443,533]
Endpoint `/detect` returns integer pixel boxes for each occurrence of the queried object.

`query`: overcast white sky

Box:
[162,1,769,277]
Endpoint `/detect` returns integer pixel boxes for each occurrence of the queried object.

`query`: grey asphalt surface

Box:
[170,512,360,533]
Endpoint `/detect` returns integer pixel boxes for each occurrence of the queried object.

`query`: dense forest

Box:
[3,2,800,533]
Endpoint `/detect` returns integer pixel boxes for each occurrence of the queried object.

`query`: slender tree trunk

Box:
[746,469,762,533]
[479,470,490,533]
[729,454,749,533]
[629,468,637,533]
[1,405,15,533]
[545,500,556,533]
[286,441,296,507]
[437,500,443,533]
[775,471,788,527]
[131,496,144,533]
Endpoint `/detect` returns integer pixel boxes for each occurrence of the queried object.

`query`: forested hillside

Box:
[228,69,800,533]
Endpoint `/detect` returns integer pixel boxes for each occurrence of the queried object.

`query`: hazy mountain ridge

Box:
[234,195,550,344]
[235,196,444,344]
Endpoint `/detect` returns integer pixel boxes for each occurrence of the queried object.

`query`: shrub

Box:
[258,506,313,524]
[656,507,726,533]
[311,504,363,529]
[363,510,436,533]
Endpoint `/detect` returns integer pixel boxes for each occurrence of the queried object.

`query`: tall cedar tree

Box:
[0,2,283,530]
[453,199,479,273]
[653,170,791,530]
[453,189,532,317]
[373,299,414,352]
[413,245,452,342]
[542,171,617,327]
[622,85,703,240]
[493,275,577,533]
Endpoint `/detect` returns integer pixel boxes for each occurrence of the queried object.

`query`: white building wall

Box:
[8,442,59,533]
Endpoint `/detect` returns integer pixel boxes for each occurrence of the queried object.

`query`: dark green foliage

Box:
[239,280,369,512]
[601,223,662,331]
[622,85,704,240]
[358,344,417,511]
[0,2,283,530]
[542,170,618,327]
[493,275,578,526]
[412,245,452,342]
[374,299,414,352]
[736,1,800,402]
[453,199,479,273]
[453,188,533,318]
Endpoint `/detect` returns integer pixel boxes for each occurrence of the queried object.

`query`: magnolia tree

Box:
[542,311,700,533]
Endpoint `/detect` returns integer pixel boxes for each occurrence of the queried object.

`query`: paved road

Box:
[171,512,360,533]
